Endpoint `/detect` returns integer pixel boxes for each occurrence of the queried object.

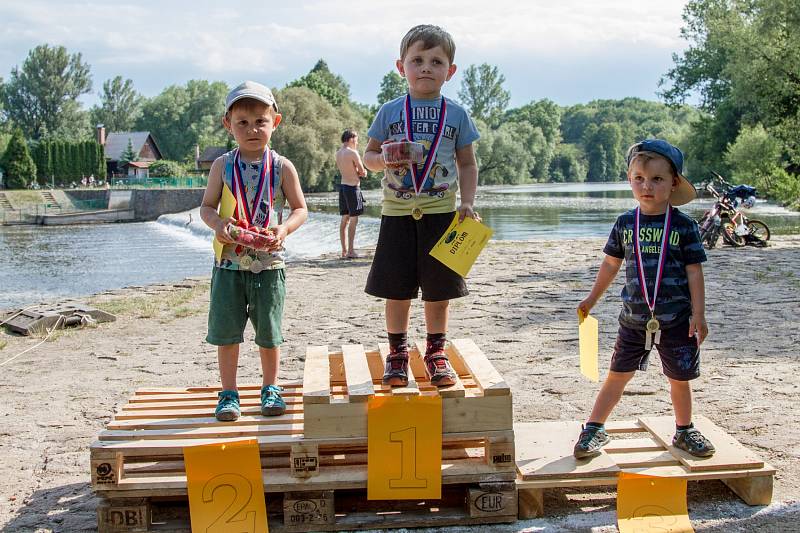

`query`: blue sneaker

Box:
[261,385,286,416]
[215,390,240,421]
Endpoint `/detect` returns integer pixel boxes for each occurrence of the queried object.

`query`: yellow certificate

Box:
[367,395,442,500]
[429,213,493,277]
[184,439,269,533]
[617,472,694,532]
[578,311,599,382]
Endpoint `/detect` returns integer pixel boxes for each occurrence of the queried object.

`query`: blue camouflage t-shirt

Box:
[604,207,707,329]
[367,95,480,216]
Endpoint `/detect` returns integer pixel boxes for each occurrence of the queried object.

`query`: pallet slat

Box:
[303,345,331,404]
[414,340,465,398]
[342,344,374,402]
[450,338,510,396]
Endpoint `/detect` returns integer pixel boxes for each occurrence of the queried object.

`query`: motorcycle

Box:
[697,175,770,249]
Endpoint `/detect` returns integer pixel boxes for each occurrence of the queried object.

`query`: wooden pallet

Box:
[91,338,516,531]
[514,416,775,518]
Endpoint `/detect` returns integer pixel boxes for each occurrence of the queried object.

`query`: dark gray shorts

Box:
[339,184,365,216]
[610,320,700,381]
[365,213,468,302]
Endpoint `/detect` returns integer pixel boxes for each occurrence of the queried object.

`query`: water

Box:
[1,183,798,309]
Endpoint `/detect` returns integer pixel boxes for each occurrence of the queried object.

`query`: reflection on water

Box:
[1,183,798,308]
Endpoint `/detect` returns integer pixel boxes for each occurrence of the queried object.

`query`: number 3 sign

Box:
[367,395,442,500]
[184,439,269,533]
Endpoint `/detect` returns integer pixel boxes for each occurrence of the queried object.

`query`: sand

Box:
[1,237,799,532]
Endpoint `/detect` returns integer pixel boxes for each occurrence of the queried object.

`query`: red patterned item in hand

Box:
[381,141,424,165]
[227,223,278,250]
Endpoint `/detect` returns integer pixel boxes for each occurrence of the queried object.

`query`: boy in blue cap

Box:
[200,81,308,421]
[574,139,715,459]
[363,24,480,388]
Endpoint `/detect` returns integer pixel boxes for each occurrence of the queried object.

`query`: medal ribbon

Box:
[403,94,447,196]
[633,205,673,317]
[232,149,274,227]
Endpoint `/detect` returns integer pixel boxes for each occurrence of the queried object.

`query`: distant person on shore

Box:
[573,139,714,459]
[363,24,480,388]
[335,129,367,258]
[200,81,308,422]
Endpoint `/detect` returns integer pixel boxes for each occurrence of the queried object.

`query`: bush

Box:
[148,160,186,177]
[0,129,36,189]
[724,124,782,191]
[770,168,800,208]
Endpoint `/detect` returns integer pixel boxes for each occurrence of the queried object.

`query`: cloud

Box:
[0,0,689,106]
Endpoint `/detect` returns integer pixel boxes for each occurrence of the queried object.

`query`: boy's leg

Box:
[668,376,715,456]
[259,345,286,416]
[423,300,457,387]
[668,377,692,426]
[339,215,349,257]
[383,299,412,386]
[218,344,240,391]
[347,216,359,257]
[573,370,634,458]
[250,269,286,416]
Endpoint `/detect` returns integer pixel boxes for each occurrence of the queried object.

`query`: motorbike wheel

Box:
[747,220,770,242]
[722,222,746,247]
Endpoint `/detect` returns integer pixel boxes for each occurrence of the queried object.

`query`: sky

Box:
[0,1,692,109]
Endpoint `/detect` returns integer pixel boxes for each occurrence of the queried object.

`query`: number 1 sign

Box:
[184,439,269,533]
[367,395,442,500]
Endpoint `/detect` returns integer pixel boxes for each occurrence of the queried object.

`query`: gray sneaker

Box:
[573,424,611,459]
[673,427,715,457]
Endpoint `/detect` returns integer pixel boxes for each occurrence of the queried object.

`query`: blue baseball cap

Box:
[626,139,697,205]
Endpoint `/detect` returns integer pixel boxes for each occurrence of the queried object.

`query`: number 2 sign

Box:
[184,439,269,533]
[367,395,442,500]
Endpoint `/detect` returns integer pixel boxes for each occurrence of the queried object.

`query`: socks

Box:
[426,332,446,357]
[586,422,604,430]
[388,332,408,356]
[676,423,694,432]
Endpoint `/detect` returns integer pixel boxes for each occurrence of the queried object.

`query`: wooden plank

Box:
[608,450,680,469]
[604,420,647,433]
[414,340,465,398]
[378,342,419,396]
[135,382,303,394]
[514,421,619,480]
[722,475,774,506]
[99,422,304,441]
[449,339,509,396]
[129,389,303,403]
[517,488,544,519]
[97,498,149,533]
[341,344,374,402]
[108,413,304,430]
[467,482,517,518]
[283,490,334,528]
[604,437,664,453]
[638,415,764,472]
[303,345,331,404]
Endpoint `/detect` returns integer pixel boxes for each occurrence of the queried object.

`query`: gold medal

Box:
[411,207,423,220]
[239,255,253,270]
[646,317,660,333]
[250,259,264,273]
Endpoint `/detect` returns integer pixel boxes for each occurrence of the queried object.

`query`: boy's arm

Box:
[577,254,623,317]
[199,157,233,243]
[364,137,386,172]
[353,150,367,178]
[455,143,478,221]
[686,263,708,345]
[272,159,308,248]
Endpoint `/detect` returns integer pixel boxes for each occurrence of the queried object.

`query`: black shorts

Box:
[339,184,365,216]
[610,320,700,381]
[365,213,468,302]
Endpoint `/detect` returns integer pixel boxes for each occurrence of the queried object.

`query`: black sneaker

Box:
[424,352,457,387]
[573,424,611,459]
[382,351,409,386]
[673,427,716,457]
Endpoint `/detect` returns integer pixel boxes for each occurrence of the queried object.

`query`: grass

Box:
[90,284,208,320]
[4,190,49,206]
[0,338,6,351]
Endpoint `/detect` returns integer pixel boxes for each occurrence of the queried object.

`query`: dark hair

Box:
[341,129,358,143]
[400,24,455,64]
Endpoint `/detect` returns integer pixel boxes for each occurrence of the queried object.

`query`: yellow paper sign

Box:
[184,439,269,533]
[213,183,236,262]
[367,395,442,500]
[617,472,694,533]
[578,312,599,382]
[429,213,493,277]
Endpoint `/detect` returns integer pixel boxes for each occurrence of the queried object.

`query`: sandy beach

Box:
[1,237,799,532]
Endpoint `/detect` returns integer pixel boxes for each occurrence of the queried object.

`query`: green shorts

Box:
[206,266,286,348]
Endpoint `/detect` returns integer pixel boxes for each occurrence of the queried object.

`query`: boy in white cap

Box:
[200,81,308,421]
[573,139,715,459]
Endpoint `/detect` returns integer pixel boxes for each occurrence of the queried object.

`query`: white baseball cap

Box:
[225,81,278,113]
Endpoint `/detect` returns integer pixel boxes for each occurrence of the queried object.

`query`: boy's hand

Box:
[380,140,411,172]
[689,314,708,345]
[267,224,289,251]
[577,297,597,319]
[214,217,236,244]
[457,203,480,223]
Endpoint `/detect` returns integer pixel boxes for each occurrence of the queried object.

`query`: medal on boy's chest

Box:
[411,207,423,220]
[403,95,447,198]
[633,205,673,350]
[239,254,254,270]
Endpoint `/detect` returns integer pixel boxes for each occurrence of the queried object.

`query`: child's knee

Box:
[607,370,636,384]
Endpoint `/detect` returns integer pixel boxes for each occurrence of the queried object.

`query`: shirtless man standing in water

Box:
[335,129,367,258]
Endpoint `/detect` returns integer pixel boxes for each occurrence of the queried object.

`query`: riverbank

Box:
[1,237,799,531]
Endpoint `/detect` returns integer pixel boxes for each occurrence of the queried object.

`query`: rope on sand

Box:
[0,315,64,368]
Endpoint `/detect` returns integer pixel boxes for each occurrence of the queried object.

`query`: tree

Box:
[1,44,92,139]
[0,129,37,188]
[149,160,186,177]
[90,76,143,132]
[119,139,138,166]
[457,63,510,125]
[583,123,624,181]
[377,71,407,104]
[550,143,588,183]
[289,62,351,108]
[724,123,783,189]
[32,141,52,184]
[136,80,229,161]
